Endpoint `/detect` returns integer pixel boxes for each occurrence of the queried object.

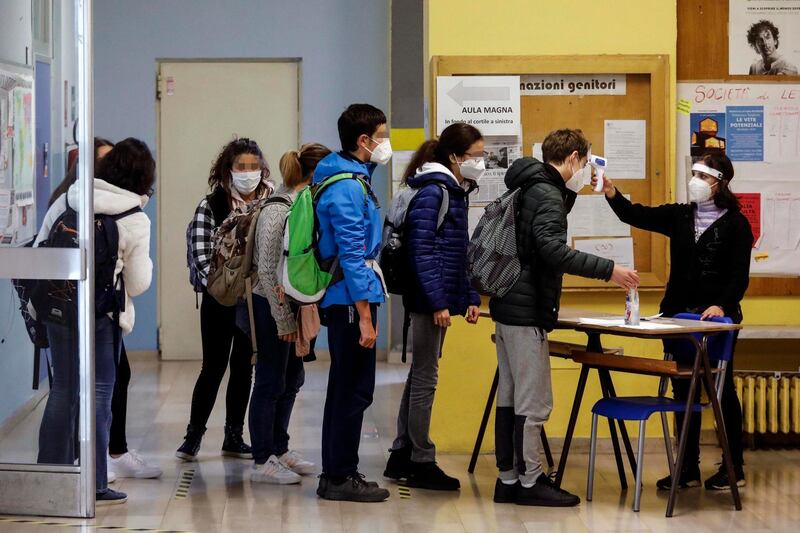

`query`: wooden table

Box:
[474,308,743,517]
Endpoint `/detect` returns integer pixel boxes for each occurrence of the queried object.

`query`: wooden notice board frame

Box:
[677,0,800,297]
[431,55,671,290]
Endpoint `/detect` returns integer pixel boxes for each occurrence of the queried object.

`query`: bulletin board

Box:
[431,55,671,290]
[0,62,36,247]
[678,0,800,295]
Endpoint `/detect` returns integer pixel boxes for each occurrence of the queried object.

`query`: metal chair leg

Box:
[587,413,599,502]
[660,412,674,478]
[634,420,647,512]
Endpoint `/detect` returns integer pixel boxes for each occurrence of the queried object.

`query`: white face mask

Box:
[367,138,393,165]
[565,159,587,193]
[688,176,715,203]
[231,170,262,195]
[458,157,486,182]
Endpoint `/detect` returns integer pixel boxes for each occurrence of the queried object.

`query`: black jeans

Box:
[188,291,253,430]
[248,294,305,463]
[109,342,131,455]
[320,304,377,479]
[671,336,744,468]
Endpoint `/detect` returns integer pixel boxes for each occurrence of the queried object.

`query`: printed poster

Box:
[729,0,800,76]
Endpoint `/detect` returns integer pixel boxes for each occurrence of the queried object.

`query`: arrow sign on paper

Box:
[446,80,511,106]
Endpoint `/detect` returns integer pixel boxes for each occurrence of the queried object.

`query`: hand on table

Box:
[700,305,725,320]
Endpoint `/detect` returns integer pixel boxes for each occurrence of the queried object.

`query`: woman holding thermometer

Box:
[593,150,753,492]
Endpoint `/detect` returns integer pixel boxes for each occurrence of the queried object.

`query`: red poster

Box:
[736,193,760,247]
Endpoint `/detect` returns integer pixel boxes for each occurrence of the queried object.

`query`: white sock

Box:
[520,481,535,488]
[500,478,518,486]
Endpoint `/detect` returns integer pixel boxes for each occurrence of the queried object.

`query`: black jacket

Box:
[606,192,753,323]
[489,158,615,330]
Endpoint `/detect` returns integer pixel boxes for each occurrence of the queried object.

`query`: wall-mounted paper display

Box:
[436,76,520,136]
[520,74,627,96]
[604,120,646,179]
[729,0,800,76]
[574,237,635,270]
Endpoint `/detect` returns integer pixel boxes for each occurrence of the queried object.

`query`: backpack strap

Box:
[111,206,143,221]
[435,185,449,230]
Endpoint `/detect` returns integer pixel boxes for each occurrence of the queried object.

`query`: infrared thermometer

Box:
[589,154,608,192]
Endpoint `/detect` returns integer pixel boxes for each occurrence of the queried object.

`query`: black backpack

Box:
[14,196,141,387]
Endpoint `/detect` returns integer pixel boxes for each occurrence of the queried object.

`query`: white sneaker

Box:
[250,455,302,485]
[108,450,163,479]
[107,470,117,483]
[278,450,316,476]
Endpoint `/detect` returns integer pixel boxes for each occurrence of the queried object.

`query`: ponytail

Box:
[403,139,438,183]
[280,143,332,188]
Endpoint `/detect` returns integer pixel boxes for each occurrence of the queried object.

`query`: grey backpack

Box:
[466,187,524,297]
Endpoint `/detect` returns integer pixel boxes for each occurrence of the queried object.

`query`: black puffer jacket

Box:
[490,158,614,330]
[606,192,753,323]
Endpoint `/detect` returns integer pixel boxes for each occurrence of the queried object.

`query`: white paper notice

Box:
[437,76,521,136]
[468,205,484,238]
[532,143,543,161]
[604,120,646,179]
[574,237,635,269]
[567,194,631,242]
[391,150,415,195]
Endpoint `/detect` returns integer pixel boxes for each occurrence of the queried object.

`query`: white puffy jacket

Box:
[36,179,152,335]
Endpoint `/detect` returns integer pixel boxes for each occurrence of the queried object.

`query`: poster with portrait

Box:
[729,0,800,76]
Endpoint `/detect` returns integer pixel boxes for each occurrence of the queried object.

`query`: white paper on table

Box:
[567,194,631,242]
[574,237,635,269]
[604,119,646,179]
[618,322,683,330]
[578,317,626,327]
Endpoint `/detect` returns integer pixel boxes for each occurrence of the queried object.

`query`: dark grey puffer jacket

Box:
[489,158,615,330]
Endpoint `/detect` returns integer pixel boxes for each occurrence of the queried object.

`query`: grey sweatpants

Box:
[392,312,446,462]
[494,322,552,486]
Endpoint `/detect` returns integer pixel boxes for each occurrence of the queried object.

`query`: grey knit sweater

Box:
[253,185,297,335]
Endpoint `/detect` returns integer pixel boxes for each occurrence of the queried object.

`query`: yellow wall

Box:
[425,0,800,453]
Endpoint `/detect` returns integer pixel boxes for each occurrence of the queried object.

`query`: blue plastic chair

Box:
[586,314,736,512]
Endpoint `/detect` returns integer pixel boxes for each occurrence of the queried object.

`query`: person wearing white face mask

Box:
[179,137,274,463]
[597,150,753,491]
[383,123,482,491]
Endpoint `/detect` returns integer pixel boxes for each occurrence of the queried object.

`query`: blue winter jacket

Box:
[403,163,481,315]
[313,151,385,308]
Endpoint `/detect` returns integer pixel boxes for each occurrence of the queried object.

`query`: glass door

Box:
[0,0,97,517]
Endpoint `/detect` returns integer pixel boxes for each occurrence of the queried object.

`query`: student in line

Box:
[37,138,155,505]
[248,143,331,484]
[383,123,482,491]
[314,104,390,503]
[489,129,639,507]
[179,138,273,461]
[47,137,114,207]
[597,150,752,490]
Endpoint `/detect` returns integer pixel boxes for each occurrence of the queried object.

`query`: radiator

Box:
[734,373,800,435]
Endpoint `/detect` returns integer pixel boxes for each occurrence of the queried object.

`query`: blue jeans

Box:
[248,294,305,463]
[38,316,120,493]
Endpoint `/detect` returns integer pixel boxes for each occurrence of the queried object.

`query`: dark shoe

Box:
[318,474,390,502]
[405,461,460,491]
[221,424,253,459]
[656,465,701,490]
[493,478,519,503]
[175,424,206,461]
[356,472,380,488]
[383,446,412,480]
[704,464,745,490]
[316,475,329,497]
[515,474,580,507]
[96,488,127,506]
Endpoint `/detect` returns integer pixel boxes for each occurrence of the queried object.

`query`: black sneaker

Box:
[318,474,390,502]
[704,464,746,490]
[405,461,460,491]
[356,472,380,488]
[383,446,412,480]
[96,488,127,506]
[493,478,519,503]
[656,465,701,490]
[221,424,253,459]
[515,474,580,507]
[175,424,206,461]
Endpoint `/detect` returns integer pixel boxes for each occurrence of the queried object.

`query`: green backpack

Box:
[280,172,372,304]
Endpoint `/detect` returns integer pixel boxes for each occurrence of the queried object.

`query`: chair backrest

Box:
[663,313,736,364]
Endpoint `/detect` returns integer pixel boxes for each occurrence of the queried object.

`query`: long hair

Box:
[279,143,331,188]
[208,137,270,202]
[699,150,740,211]
[402,123,483,183]
[96,137,156,196]
[48,137,115,207]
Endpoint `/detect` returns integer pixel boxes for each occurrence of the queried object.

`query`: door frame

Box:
[155,57,301,358]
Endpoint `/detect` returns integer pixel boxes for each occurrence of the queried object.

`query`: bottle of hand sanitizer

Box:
[625,288,640,326]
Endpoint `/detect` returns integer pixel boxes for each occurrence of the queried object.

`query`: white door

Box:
[157,60,299,360]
